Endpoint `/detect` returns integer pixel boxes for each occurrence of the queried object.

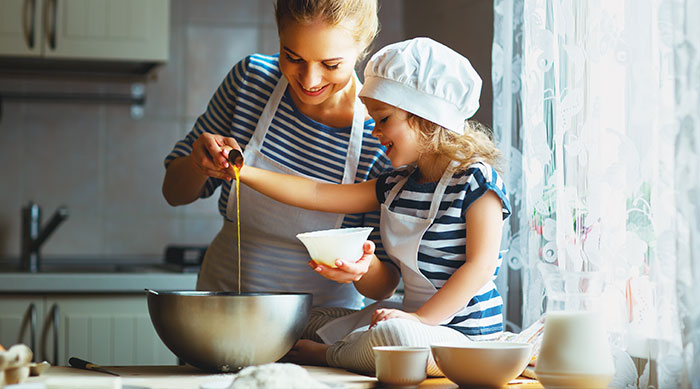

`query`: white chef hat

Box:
[360,37,482,134]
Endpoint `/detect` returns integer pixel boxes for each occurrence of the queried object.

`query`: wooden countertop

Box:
[25,365,542,388]
[27,365,375,388]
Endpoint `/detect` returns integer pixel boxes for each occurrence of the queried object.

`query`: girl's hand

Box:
[190,133,240,181]
[309,241,375,284]
[370,308,421,328]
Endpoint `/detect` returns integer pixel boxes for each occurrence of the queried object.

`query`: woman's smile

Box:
[299,82,330,96]
[278,17,361,110]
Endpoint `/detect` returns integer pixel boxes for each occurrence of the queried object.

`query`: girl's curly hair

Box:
[406,114,503,173]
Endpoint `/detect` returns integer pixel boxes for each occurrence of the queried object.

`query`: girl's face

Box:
[278,17,362,107]
[363,98,421,168]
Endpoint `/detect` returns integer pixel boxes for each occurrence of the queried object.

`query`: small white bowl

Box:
[296,227,373,268]
[373,346,430,387]
[431,342,533,388]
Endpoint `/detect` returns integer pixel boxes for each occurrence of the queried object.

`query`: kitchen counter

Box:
[0,271,197,293]
[21,365,542,388]
[25,365,377,388]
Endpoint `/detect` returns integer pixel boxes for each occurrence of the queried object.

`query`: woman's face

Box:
[363,97,421,168]
[278,17,362,107]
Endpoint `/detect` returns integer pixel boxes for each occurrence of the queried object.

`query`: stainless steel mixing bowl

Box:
[146,290,312,372]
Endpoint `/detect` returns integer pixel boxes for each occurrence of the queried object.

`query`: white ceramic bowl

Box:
[373,346,430,387]
[296,227,373,268]
[431,342,533,387]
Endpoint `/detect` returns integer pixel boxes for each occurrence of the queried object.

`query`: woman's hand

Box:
[308,241,375,284]
[190,132,241,181]
[370,308,421,327]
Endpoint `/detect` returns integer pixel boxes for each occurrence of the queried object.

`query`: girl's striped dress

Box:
[375,161,511,339]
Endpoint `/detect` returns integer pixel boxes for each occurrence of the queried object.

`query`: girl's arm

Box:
[353,254,401,300]
[415,190,504,324]
[373,190,504,326]
[237,164,380,214]
[350,241,400,300]
[313,240,401,300]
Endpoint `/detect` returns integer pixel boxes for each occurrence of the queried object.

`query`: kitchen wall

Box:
[0,0,491,261]
[402,0,493,126]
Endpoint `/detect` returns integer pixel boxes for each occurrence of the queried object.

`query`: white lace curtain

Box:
[493,0,700,387]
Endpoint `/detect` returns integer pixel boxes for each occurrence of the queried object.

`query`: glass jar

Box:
[534,263,615,388]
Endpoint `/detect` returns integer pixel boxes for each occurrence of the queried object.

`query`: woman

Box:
[162,0,390,327]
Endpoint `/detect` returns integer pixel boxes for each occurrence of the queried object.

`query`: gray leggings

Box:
[327,318,472,376]
[301,306,358,343]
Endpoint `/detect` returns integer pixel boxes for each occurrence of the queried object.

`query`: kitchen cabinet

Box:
[0,296,44,354]
[0,294,176,366]
[0,0,169,62]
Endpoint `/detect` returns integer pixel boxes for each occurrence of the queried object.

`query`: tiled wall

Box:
[0,0,405,260]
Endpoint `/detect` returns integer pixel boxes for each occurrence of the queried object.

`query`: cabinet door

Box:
[0,296,44,360]
[45,0,169,61]
[47,295,176,366]
[0,0,44,56]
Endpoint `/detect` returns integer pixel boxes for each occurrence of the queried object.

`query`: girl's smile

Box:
[381,140,394,155]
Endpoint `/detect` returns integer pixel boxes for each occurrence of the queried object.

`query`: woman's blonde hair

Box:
[275,0,379,60]
[407,115,503,173]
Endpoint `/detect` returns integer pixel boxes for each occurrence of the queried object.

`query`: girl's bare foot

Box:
[281,339,329,366]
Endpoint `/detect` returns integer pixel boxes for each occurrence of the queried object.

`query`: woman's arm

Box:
[237,164,380,214]
[163,133,241,206]
[162,155,208,206]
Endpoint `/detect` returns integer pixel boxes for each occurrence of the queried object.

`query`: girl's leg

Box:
[326,318,471,376]
[302,307,357,342]
[281,306,355,365]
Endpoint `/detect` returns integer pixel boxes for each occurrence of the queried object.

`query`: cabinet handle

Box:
[29,303,37,361]
[19,303,38,361]
[23,0,37,49]
[42,303,60,365]
[44,0,57,50]
[52,303,59,365]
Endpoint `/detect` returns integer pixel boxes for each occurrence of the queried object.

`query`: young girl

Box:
[229,37,510,376]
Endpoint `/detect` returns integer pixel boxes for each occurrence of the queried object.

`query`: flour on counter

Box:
[228,363,328,389]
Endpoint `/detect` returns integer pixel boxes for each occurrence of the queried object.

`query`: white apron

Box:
[317,163,457,343]
[197,75,367,309]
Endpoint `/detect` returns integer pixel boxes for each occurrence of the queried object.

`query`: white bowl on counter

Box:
[373,346,430,387]
[431,341,533,387]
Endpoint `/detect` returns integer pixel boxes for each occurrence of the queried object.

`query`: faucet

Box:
[20,202,69,272]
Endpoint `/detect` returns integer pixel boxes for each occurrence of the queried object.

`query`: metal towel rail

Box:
[0,83,146,120]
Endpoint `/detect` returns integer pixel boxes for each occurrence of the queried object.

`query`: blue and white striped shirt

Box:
[376,162,511,339]
[165,54,391,257]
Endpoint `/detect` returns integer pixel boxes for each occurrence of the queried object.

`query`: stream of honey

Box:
[233,165,241,294]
